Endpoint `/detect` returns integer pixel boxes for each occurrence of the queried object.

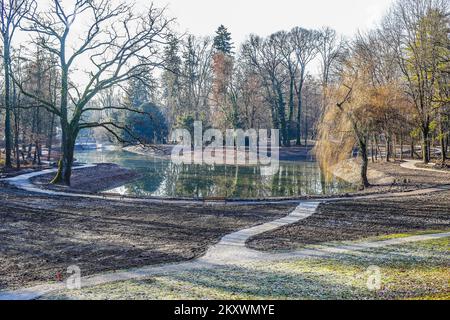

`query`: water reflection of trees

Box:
[76,150,355,198]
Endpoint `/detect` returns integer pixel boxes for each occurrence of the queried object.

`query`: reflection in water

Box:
[76,149,356,199]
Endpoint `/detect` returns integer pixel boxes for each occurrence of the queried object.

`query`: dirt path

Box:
[400,160,449,174]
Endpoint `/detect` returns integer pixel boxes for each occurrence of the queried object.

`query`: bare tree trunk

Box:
[446,135,449,157]
[385,135,391,162]
[287,76,295,147]
[296,78,304,146]
[371,137,375,163]
[393,135,397,161]
[422,126,430,164]
[52,129,75,186]
[400,132,404,161]
[275,81,288,147]
[304,108,308,146]
[439,117,446,164]
[359,138,370,189]
[47,113,56,162]
[12,83,20,170]
[3,40,12,168]
[374,134,379,162]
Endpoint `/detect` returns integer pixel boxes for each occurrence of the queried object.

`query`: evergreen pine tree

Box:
[213,25,234,55]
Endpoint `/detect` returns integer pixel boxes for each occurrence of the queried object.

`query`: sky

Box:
[148,0,395,44]
[13,0,396,85]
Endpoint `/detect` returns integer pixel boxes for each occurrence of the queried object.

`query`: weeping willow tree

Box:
[315,47,408,189]
[315,57,381,189]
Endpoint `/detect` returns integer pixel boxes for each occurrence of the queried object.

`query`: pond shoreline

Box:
[9,161,429,202]
[6,147,449,201]
[124,144,317,163]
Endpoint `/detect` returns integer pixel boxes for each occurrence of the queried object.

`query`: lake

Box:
[75,149,356,199]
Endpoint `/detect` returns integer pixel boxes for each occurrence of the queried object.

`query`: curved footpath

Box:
[400,159,450,173]
[0,160,449,300]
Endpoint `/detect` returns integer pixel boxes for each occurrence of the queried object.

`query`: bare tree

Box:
[15,0,174,185]
[1,0,34,168]
[242,34,289,146]
[381,0,449,163]
[317,27,345,115]
[179,35,214,122]
[291,27,319,145]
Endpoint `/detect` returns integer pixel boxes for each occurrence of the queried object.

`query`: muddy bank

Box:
[0,185,294,290]
[123,145,174,159]
[247,190,450,252]
[31,163,140,193]
[125,145,315,162]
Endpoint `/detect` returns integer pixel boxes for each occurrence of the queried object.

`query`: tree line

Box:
[0,0,448,188]
[316,0,449,188]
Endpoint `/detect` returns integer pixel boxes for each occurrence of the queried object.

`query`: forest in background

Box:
[0,0,448,188]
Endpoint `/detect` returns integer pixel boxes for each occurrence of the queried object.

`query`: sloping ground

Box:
[0,186,293,290]
[247,191,450,252]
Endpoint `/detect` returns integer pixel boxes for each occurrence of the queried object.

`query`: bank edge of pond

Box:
[123,144,317,163]
[19,161,423,204]
[13,147,442,203]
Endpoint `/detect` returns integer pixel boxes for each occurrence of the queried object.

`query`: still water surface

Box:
[76,149,356,199]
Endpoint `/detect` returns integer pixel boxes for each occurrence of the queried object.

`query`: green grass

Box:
[41,237,450,300]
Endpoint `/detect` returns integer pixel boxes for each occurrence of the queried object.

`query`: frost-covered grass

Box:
[358,229,450,242]
[41,237,449,300]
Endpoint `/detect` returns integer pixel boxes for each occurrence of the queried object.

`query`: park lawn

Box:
[41,237,449,300]
[357,229,450,242]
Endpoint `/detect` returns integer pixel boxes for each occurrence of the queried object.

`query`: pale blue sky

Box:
[149,0,395,43]
[14,0,396,84]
